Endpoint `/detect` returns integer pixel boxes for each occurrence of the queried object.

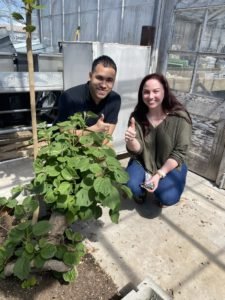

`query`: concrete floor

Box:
[1,157,225,299]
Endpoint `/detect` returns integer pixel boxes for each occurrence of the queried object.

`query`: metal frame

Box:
[168,3,225,98]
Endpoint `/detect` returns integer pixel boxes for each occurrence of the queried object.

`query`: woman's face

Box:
[142,78,165,110]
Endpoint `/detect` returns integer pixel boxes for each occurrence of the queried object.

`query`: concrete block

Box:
[122,276,172,300]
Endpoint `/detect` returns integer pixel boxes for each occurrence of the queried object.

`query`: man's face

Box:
[89,63,116,103]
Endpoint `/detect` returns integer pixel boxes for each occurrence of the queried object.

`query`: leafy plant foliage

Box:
[0,112,132,286]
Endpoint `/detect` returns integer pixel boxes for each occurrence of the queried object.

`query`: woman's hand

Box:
[145,173,161,192]
[125,117,136,142]
[125,117,141,153]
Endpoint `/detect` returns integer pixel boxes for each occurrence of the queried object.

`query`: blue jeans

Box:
[126,159,188,206]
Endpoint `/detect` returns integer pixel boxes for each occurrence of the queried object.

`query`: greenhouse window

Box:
[167,5,225,99]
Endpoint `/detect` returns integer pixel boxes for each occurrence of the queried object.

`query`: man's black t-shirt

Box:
[56,82,121,126]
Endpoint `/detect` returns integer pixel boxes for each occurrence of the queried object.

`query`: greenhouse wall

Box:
[39,0,157,47]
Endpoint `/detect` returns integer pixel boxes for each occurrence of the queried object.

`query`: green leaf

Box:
[69,112,87,127]
[48,143,64,156]
[89,163,102,174]
[24,0,35,5]
[53,176,63,188]
[12,12,24,21]
[113,169,129,184]
[33,159,44,174]
[17,221,31,231]
[40,244,57,260]
[86,111,98,119]
[87,148,105,159]
[120,185,133,199]
[6,198,17,209]
[57,181,72,195]
[109,209,120,224]
[63,252,79,266]
[76,189,92,207]
[11,185,23,199]
[8,228,25,243]
[75,242,86,253]
[92,205,102,219]
[45,189,56,203]
[24,25,36,33]
[32,221,52,237]
[93,177,111,196]
[63,267,77,282]
[21,276,37,289]
[0,247,7,266]
[23,196,39,213]
[32,181,46,195]
[57,156,67,163]
[101,186,120,210]
[79,135,94,145]
[80,176,94,189]
[33,254,45,269]
[78,207,94,220]
[106,156,121,168]
[13,256,30,280]
[32,5,46,10]
[88,132,105,145]
[65,229,83,242]
[66,211,79,224]
[38,238,48,248]
[14,247,23,257]
[45,165,60,177]
[76,157,90,172]
[14,205,26,219]
[56,194,68,210]
[102,147,117,157]
[2,242,15,259]
[35,173,47,184]
[25,242,34,254]
[55,245,67,260]
[0,197,7,206]
[61,168,74,181]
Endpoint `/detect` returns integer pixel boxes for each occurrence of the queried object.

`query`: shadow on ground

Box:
[120,194,162,219]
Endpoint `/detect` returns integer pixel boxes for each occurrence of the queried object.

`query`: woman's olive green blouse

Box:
[127,110,192,174]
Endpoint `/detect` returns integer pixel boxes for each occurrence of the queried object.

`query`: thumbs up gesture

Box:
[125,117,136,142]
[96,114,110,132]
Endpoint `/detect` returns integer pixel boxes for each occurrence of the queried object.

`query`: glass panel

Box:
[166,53,195,92]
[171,10,205,51]
[200,8,225,53]
[193,55,225,98]
[176,0,225,9]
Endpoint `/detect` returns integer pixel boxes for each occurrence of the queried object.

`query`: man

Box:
[56,55,121,136]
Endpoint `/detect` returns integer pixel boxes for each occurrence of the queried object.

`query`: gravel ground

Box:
[0,253,122,300]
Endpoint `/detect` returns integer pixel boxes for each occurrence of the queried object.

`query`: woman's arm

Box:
[148,117,192,192]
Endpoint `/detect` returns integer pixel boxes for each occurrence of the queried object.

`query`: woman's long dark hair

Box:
[130,73,191,129]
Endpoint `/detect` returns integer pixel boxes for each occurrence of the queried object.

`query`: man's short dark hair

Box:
[92,55,117,73]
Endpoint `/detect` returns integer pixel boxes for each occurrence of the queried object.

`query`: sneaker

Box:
[134,194,146,204]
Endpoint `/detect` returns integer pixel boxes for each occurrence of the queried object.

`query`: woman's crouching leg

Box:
[154,164,188,206]
[126,159,145,198]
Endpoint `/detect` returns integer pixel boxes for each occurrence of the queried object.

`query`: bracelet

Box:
[157,169,166,179]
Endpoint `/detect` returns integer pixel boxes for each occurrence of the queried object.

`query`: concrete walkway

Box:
[1,157,225,299]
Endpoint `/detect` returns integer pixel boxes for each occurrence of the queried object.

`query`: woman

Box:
[125,73,192,207]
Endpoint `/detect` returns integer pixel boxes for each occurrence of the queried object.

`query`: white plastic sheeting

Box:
[62,42,151,154]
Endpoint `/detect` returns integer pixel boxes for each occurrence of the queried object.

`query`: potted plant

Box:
[0,112,132,287]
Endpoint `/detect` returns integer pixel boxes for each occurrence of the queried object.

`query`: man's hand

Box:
[92,114,111,133]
